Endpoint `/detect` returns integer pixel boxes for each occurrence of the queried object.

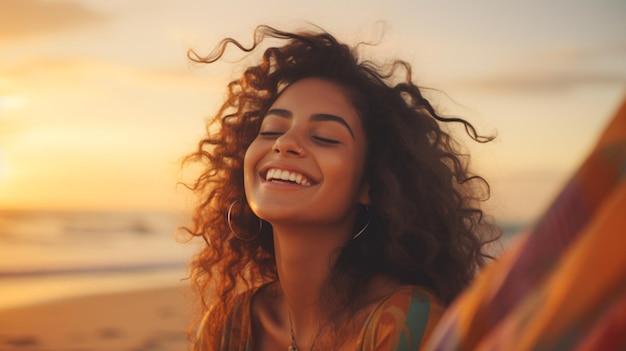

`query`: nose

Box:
[272,132,304,156]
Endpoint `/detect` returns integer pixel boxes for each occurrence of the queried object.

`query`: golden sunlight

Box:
[0,77,25,112]
[0,151,5,184]
[0,148,18,210]
[0,94,26,112]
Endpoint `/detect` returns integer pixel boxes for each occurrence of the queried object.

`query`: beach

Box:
[0,210,202,350]
[0,284,195,351]
[0,209,525,351]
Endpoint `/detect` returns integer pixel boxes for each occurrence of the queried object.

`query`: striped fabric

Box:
[425,97,626,351]
[357,286,444,351]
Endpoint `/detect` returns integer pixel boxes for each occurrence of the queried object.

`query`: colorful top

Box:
[425,97,626,350]
[197,285,444,351]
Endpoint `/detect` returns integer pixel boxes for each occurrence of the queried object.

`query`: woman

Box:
[183,25,499,351]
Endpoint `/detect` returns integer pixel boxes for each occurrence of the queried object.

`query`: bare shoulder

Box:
[250,282,287,350]
[250,281,282,320]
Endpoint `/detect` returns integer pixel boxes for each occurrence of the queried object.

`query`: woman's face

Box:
[244,77,369,228]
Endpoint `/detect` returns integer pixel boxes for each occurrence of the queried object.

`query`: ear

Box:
[357,182,371,206]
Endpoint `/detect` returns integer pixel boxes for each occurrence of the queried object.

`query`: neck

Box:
[272,222,352,349]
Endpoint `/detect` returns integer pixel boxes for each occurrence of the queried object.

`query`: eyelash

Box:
[258,131,339,145]
[259,131,282,137]
[313,136,339,144]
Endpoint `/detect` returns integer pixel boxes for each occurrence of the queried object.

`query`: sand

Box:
[0,285,198,351]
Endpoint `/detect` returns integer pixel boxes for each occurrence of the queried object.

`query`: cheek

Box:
[243,141,260,186]
[324,153,363,187]
[243,146,253,173]
[244,139,262,169]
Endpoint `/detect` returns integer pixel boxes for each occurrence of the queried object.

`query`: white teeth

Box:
[264,168,311,186]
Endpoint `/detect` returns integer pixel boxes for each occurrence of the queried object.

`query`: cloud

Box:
[463,71,626,93]
[456,42,626,93]
[538,42,626,65]
[0,0,108,41]
[1,57,213,88]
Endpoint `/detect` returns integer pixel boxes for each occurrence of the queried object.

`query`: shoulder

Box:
[196,286,261,351]
[358,285,444,351]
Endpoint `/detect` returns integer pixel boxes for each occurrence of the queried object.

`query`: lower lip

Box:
[261,179,313,190]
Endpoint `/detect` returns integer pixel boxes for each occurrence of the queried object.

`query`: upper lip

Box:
[259,163,318,185]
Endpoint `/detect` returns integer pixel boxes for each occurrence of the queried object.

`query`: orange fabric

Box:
[425,96,626,351]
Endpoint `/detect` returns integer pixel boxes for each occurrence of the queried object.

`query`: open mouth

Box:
[264,168,312,186]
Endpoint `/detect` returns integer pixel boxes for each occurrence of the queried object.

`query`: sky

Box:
[0,0,625,224]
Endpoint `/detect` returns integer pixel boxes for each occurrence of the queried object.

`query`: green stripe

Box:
[399,291,431,351]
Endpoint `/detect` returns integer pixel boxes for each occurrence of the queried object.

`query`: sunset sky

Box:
[1,0,625,223]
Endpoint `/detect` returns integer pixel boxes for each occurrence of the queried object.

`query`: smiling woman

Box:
[182,25,500,351]
[244,78,369,227]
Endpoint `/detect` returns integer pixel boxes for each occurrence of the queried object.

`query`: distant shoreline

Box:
[0,267,189,311]
[0,260,187,278]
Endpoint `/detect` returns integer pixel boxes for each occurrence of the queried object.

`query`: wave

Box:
[0,260,188,278]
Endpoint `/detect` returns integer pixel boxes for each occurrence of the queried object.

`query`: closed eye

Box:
[259,131,283,137]
[313,136,340,144]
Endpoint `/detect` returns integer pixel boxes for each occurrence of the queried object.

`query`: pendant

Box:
[289,345,298,351]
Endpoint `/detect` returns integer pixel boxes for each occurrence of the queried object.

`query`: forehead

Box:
[271,78,358,118]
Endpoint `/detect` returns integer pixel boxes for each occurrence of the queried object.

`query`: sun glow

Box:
[0,94,26,113]
[0,77,26,114]
[0,151,5,183]
[0,150,11,205]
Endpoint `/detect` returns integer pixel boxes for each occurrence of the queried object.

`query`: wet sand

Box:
[0,286,197,351]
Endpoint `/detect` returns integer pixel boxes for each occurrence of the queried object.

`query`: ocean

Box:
[0,209,527,310]
[0,210,198,310]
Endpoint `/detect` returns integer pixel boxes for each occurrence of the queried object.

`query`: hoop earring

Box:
[227,200,262,241]
[352,206,370,240]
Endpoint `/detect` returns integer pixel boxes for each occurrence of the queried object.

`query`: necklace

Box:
[288,310,299,351]
[288,311,321,351]
[287,311,298,351]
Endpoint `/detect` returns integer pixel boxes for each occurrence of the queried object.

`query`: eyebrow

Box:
[265,108,355,139]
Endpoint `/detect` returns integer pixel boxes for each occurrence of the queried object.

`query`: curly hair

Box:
[183,25,500,348]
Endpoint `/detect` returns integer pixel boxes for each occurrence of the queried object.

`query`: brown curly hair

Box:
[183,25,500,348]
